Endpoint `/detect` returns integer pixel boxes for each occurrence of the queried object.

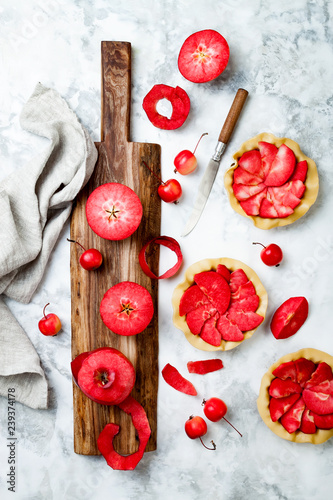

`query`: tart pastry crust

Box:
[224,132,319,229]
[172,258,268,351]
[257,348,333,444]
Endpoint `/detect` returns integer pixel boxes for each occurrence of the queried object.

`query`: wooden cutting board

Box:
[70,41,161,455]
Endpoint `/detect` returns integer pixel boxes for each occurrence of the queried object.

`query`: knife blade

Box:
[181,88,248,237]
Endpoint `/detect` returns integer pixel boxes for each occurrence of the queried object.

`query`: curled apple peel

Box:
[139,236,183,279]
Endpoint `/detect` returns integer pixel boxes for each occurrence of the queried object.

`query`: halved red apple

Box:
[257,348,333,443]
[172,258,267,351]
[86,183,143,240]
[100,281,154,336]
[224,132,319,229]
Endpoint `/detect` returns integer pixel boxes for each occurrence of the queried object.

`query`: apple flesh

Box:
[270,297,309,339]
[86,183,143,241]
[100,281,154,336]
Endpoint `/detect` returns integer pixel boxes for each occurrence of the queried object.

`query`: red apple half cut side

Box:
[86,183,143,240]
[224,132,319,229]
[100,281,154,336]
[257,348,333,444]
[178,29,230,83]
[172,258,268,352]
[72,347,136,405]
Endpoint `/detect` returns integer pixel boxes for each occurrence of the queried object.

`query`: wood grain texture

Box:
[70,41,161,455]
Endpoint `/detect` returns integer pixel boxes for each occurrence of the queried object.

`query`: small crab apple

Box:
[174,133,208,175]
[142,161,182,204]
[253,242,283,267]
[67,239,103,271]
[185,415,216,450]
[202,397,242,437]
[38,303,62,336]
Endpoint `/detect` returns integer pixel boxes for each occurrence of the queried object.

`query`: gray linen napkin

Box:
[0,83,97,409]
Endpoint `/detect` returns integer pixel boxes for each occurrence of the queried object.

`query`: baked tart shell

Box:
[224,132,319,229]
[257,348,333,444]
[171,258,268,352]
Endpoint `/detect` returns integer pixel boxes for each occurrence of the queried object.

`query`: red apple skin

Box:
[79,249,103,271]
[174,151,197,175]
[38,313,62,336]
[158,179,182,203]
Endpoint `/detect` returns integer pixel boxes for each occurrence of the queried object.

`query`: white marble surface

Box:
[1,0,333,498]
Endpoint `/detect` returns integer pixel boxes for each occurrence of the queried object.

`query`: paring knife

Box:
[181,88,249,237]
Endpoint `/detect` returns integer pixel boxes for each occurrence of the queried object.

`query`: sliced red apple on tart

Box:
[172,258,267,351]
[257,348,333,443]
[225,132,319,229]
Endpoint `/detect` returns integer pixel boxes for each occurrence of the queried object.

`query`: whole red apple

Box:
[38,303,62,336]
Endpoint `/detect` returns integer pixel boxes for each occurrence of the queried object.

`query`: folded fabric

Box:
[0,83,97,409]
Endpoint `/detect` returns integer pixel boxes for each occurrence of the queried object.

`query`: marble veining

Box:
[0,0,333,498]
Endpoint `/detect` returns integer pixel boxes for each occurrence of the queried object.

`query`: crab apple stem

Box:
[199,437,216,450]
[142,160,165,185]
[223,417,242,437]
[42,303,50,319]
[252,242,266,249]
[67,238,86,252]
[193,132,208,155]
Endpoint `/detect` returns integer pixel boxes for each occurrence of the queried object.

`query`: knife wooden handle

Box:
[218,88,248,144]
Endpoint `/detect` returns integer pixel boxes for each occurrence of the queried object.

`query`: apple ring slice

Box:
[257,348,333,444]
[172,258,268,351]
[224,132,319,229]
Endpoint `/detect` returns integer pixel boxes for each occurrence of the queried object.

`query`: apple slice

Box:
[238,150,264,177]
[299,407,316,434]
[226,309,263,332]
[186,303,217,335]
[179,285,210,316]
[231,280,256,300]
[265,189,294,218]
[194,271,231,315]
[264,144,296,186]
[258,141,278,177]
[97,396,151,470]
[290,160,308,182]
[233,182,266,202]
[86,183,143,241]
[142,84,190,130]
[216,264,231,282]
[228,269,249,293]
[75,348,136,405]
[240,189,267,216]
[270,296,309,340]
[259,196,279,218]
[229,294,259,313]
[269,180,305,209]
[303,386,333,415]
[162,363,197,396]
[216,314,244,342]
[187,359,223,375]
[280,397,305,433]
[178,29,229,83]
[269,394,300,422]
[269,378,302,398]
[295,358,316,387]
[313,412,333,430]
[305,362,333,389]
[100,281,154,336]
[139,236,183,279]
[272,361,297,382]
[233,166,263,185]
[199,312,222,347]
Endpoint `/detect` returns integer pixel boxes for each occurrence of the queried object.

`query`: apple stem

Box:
[223,417,242,437]
[193,132,208,155]
[67,238,86,252]
[42,303,50,319]
[199,438,216,450]
[252,242,266,249]
[142,160,164,185]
